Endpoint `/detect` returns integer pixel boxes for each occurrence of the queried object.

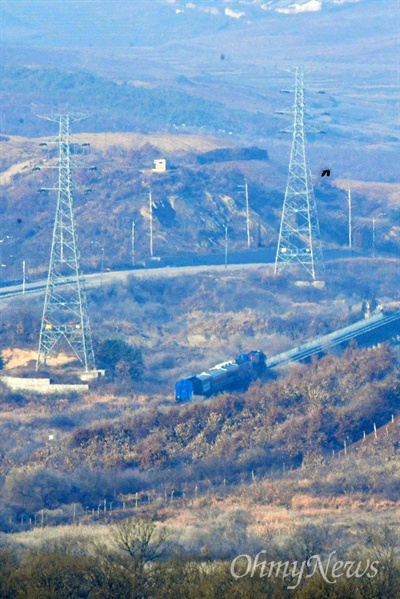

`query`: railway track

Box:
[266,311,400,369]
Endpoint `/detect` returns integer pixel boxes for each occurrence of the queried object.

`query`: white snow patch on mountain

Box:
[332,0,361,4]
[276,0,322,14]
[225,7,246,18]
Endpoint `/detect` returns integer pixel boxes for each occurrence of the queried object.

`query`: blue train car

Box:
[175,350,266,402]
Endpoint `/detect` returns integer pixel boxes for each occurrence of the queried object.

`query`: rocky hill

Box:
[1,130,399,283]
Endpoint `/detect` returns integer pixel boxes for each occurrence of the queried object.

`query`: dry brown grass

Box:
[72,132,234,154]
[2,348,75,369]
[8,523,113,551]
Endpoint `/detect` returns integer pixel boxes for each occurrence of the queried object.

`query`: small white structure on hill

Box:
[152,158,167,173]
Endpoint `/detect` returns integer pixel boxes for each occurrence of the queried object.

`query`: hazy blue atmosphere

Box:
[1,0,399,180]
[0,3,400,598]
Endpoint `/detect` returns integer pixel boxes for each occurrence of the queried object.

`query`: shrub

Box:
[3,467,73,515]
[95,339,144,381]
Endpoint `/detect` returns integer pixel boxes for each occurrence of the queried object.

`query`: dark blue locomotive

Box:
[175,350,266,402]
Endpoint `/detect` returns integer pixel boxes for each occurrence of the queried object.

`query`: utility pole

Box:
[274,68,324,281]
[0,242,3,284]
[244,179,250,249]
[238,179,251,248]
[149,188,154,258]
[348,189,352,249]
[131,220,135,267]
[224,225,228,268]
[36,114,95,372]
[22,260,26,295]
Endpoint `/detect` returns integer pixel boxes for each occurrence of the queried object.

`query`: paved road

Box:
[1,252,397,305]
[0,262,271,304]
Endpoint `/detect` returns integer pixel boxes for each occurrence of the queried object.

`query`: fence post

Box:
[374,423,377,439]
[344,440,347,457]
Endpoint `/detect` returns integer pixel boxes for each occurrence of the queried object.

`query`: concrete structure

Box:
[0,376,89,395]
[79,369,106,382]
[152,158,167,173]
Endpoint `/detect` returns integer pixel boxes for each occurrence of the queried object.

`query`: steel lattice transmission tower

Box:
[274,68,324,280]
[36,114,95,372]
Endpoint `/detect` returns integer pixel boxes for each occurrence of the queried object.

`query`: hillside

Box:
[1,1,399,184]
[0,2,399,594]
[0,131,399,284]
[0,255,399,595]
[0,339,400,575]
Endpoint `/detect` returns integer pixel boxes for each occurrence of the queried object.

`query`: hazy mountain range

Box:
[1,0,399,182]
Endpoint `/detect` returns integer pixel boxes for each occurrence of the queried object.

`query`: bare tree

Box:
[356,522,400,597]
[112,517,171,574]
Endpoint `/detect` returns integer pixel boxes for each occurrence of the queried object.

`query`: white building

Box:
[152,158,167,173]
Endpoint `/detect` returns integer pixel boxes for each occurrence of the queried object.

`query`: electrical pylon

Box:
[36,114,95,372]
[274,68,324,280]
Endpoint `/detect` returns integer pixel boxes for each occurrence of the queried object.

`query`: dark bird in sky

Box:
[321,170,330,177]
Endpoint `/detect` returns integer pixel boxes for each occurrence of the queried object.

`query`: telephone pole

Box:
[36,114,95,372]
[22,260,26,295]
[274,68,324,280]
[131,220,135,266]
[149,188,154,258]
[238,179,251,248]
[348,189,352,249]
[224,225,228,268]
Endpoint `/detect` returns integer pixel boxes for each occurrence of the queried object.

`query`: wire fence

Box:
[7,414,399,532]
